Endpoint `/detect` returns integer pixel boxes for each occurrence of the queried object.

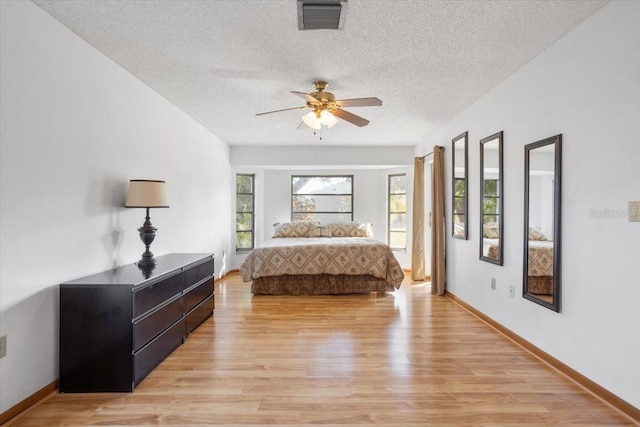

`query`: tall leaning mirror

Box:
[480,131,503,265]
[452,132,468,239]
[523,134,561,312]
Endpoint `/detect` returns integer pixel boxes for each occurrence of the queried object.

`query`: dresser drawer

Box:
[134,272,185,318]
[186,294,214,334]
[186,258,214,287]
[185,278,213,313]
[133,296,184,351]
[134,317,185,386]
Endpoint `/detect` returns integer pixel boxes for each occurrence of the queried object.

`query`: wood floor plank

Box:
[7,273,636,426]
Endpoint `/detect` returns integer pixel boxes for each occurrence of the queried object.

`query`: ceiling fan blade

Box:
[256,106,308,116]
[291,91,319,104]
[335,97,382,107]
[332,108,370,127]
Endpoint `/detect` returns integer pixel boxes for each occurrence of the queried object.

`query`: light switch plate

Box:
[629,201,640,222]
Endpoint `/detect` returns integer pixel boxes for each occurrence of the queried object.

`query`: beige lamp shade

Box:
[125,180,169,208]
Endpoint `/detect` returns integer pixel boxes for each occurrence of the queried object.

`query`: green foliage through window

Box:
[483,179,499,223]
[291,176,353,222]
[453,177,466,226]
[236,174,254,252]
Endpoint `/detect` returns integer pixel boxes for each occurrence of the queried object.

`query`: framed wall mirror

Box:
[452,132,468,239]
[479,131,503,265]
[523,134,561,312]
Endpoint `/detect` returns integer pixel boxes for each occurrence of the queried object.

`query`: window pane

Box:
[484,179,498,196]
[292,195,316,213]
[454,197,465,213]
[292,176,352,195]
[454,178,465,196]
[389,231,406,249]
[236,231,252,250]
[389,175,406,194]
[483,214,499,224]
[483,197,498,214]
[389,213,406,231]
[292,195,352,213]
[389,194,406,213]
[236,213,253,231]
[236,194,252,212]
[453,214,465,225]
[236,175,253,193]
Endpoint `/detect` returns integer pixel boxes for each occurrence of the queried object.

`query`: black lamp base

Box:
[136,208,158,268]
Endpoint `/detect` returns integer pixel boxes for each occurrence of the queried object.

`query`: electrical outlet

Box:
[491,278,496,290]
[509,286,515,298]
[0,335,6,358]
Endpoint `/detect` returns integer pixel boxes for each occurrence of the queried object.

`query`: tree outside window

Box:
[291,176,353,222]
[453,177,466,228]
[483,179,499,224]
[236,174,254,252]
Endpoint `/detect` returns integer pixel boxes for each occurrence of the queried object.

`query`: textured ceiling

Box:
[32,0,607,147]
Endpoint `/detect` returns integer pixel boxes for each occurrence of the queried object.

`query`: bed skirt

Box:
[528,276,552,295]
[251,274,398,295]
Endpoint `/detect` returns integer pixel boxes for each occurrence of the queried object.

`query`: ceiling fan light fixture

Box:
[320,110,339,128]
[302,111,322,130]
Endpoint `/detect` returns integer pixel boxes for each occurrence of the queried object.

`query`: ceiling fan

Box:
[256,80,382,129]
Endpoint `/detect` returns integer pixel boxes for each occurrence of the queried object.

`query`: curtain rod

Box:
[421,145,445,158]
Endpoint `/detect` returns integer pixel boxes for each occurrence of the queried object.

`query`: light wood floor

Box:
[8,273,635,426]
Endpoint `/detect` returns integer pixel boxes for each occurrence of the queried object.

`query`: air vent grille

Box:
[297,1,348,30]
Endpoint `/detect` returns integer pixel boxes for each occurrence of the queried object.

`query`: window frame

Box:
[388,173,407,251]
[235,173,255,253]
[291,175,354,222]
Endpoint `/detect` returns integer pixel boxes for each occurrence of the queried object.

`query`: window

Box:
[388,174,407,251]
[236,174,254,252]
[291,175,353,222]
[483,179,499,224]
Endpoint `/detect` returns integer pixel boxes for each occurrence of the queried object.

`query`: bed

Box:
[240,221,405,295]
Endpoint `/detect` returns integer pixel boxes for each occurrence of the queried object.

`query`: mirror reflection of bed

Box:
[527,228,553,302]
[524,135,561,311]
[482,222,500,260]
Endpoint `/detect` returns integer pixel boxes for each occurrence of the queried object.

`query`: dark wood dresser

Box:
[59,253,214,392]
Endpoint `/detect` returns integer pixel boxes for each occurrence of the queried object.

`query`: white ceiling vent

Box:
[297,0,348,30]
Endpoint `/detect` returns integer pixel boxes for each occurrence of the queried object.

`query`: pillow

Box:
[328,221,374,237]
[483,222,500,239]
[528,226,547,241]
[272,221,320,238]
[309,225,333,237]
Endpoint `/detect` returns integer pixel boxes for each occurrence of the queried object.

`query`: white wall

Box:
[416,0,640,408]
[0,1,232,413]
[230,145,414,168]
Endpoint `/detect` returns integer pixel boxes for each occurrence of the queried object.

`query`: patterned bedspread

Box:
[240,237,405,288]
[528,240,554,276]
